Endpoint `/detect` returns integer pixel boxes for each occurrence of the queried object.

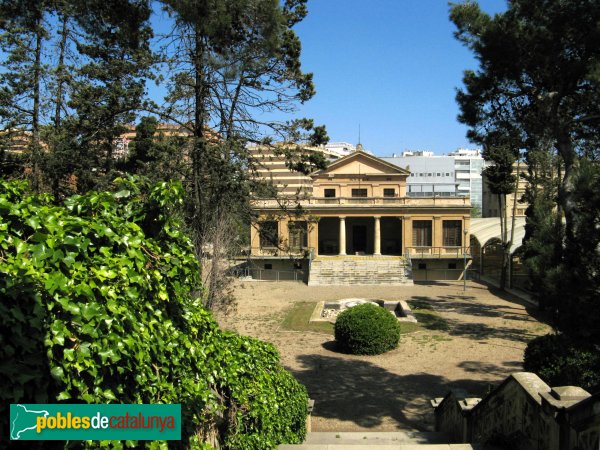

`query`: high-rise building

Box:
[447,148,486,212]
[248,143,343,197]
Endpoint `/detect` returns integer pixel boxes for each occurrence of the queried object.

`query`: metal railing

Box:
[233,267,305,282]
[412,268,480,282]
[251,196,470,208]
[405,246,472,258]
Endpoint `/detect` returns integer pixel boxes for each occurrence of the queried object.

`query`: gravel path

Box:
[215,280,550,432]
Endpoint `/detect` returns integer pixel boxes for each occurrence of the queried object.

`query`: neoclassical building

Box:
[249,147,472,284]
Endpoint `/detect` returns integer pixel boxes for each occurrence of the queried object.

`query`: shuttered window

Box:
[443,220,462,247]
[288,221,308,248]
[259,221,278,248]
[412,221,432,247]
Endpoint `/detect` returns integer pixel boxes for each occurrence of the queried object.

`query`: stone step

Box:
[280,445,477,449]
[279,432,477,449]
[308,258,414,285]
[306,431,450,444]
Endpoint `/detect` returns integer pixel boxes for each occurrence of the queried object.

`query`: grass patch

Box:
[413,310,450,331]
[281,302,334,334]
[399,321,420,334]
[281,302,431,335]
[408,299,434,310]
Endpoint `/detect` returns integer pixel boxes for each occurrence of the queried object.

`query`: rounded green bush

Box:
[334,303,400,355]
[524,333,600,391]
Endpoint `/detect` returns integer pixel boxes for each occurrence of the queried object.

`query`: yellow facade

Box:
[250,150,472,259]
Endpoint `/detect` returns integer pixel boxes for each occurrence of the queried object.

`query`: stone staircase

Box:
[279,431,478,449]
[308,257,413,286]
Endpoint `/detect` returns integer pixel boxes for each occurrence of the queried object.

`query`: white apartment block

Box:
[325,142,355,157]
[447,148,486,212]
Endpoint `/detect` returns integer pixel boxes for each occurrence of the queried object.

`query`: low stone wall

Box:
[432,372,600,450]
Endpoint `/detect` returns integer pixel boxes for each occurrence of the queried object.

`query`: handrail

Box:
[405,246,472,258]
[251,196,471,207]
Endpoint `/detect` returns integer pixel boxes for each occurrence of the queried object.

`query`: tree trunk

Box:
[54,15,69,129]
[31,13,43,192]
[191,27,209,252]
[556,131,577,245]
[498,193,508,289]
[507,160,521,289]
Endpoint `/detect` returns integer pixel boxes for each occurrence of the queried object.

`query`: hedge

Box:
[0,178,307,449]
[523,333,600,392]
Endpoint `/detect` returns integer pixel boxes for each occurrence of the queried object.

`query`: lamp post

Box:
[463,229,468,291]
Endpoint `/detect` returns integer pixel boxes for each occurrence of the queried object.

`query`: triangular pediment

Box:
[312,151,410,177]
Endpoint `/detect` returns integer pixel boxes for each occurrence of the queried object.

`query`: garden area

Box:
[218,280,552,432]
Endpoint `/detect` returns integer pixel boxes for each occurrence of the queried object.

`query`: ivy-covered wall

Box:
[0,178,308,449]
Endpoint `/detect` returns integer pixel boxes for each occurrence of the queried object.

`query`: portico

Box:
[317,215,403,256]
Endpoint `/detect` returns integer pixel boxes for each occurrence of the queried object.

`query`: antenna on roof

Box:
[358,123,361,145]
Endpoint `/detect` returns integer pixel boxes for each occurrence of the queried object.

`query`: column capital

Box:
[373,215,381,220]
[338,215,346,220]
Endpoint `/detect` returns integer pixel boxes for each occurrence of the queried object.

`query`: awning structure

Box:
[469,217,527,255]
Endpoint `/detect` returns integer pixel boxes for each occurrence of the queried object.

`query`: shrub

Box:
[523,333,600,392]
[334,303,400,355]
[0,178,307,449]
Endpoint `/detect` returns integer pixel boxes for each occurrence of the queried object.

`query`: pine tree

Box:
[158,0,328,308]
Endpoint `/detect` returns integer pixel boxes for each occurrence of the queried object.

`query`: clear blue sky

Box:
[289,0,507,156]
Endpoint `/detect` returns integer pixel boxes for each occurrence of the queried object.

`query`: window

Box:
[383,188,396,197]
[418,263,427,270]
[351,188,368,197]
[259,221,278,248]
[264,263,272,270]
[288,221,308,248]
[324,188,336,198]
[446,173,450,176]
[412,221,432,247]
[448,263,457,269]
[443,220,462,246]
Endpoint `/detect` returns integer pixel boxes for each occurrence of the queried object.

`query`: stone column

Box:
[339,216,347,256]
[308,220,319,257]
[402,216,412,255]
[374,216,381,255]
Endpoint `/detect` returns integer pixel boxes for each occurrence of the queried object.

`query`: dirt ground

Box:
[215,280,550,432]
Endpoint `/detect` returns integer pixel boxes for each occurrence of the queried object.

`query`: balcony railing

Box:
[251,196,471,208]
[405,246,472,258]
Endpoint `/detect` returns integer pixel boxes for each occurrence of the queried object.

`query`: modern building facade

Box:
[382,148,486,213]
[249,147,472,284]
[382,155,457,197]
[448,148,486,213]
[248,143,343,197]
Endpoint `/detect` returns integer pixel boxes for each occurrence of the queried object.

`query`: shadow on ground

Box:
[407,286,550,344]
[289,353,495,431]
[458,360,523,377]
